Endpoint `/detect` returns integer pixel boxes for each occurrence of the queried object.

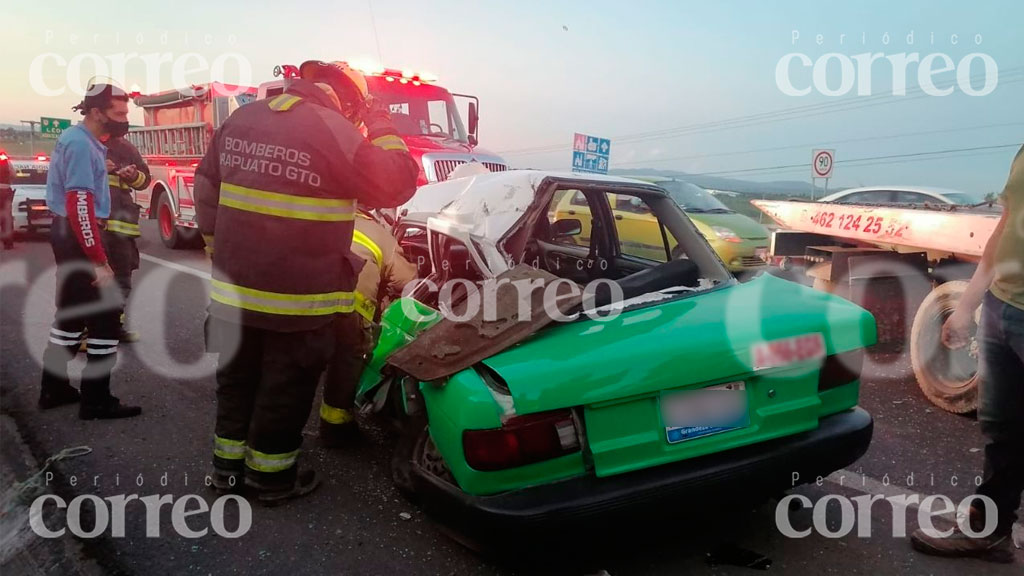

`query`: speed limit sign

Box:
[812,149,835,179]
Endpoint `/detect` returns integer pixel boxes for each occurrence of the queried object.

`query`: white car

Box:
[9,155,52,233]
[818,185,983,206]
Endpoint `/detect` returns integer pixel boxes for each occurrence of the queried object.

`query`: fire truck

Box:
[752,197,1003,414]
[127,64,507,248]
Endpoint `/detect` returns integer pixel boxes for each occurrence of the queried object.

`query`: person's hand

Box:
[117,164,138,182]
[106,159,116,173]
[361,96,391,127]
[92,263,115,287]
[941,307,973,349]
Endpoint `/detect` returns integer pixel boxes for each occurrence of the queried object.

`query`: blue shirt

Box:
[46,123,110,218]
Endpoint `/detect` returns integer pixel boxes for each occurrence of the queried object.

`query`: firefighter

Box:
[38,81,142,419]
[195,60,418,504]
[319,209,418,446]
[101,135,151,342]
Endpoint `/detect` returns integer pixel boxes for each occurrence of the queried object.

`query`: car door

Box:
[535,189,608,284]
[608,191,674,277]
[612,194,674,262]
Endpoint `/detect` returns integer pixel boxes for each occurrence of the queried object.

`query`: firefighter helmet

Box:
[299,61,369,116]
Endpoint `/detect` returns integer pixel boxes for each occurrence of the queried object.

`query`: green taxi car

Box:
[358,170,874,541]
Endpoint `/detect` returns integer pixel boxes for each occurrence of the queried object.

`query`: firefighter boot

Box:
[254,469,321,507]
[79,396,143,420]
[39,335,82,409]
[319,403,360,448]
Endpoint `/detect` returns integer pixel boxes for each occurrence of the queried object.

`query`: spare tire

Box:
[909,281,979,413]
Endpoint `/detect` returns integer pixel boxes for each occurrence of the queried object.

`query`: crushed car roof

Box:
[415,170,662,243]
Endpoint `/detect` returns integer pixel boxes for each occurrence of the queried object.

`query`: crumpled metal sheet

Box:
[387,265,583,382]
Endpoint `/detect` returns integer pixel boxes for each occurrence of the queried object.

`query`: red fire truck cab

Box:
[128,63,507,248]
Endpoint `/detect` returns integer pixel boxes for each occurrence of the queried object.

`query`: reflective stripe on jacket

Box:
[351,215,418,323]
[105,137,149,238]
[194,79,418,332]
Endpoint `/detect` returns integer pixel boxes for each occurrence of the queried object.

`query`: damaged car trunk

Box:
[389,264,584,382]
[356,171,874,545]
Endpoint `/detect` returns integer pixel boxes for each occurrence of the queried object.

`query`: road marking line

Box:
[140,253,211,280]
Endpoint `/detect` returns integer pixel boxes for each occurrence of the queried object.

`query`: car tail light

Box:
[36,154,48,162]
[818,349,864,392]
[0,151,9,161]
[463,410,580,471]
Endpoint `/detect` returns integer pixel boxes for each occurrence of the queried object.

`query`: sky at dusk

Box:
[2,0,1021,194]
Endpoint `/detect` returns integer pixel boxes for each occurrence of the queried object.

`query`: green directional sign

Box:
[40,117,71,139]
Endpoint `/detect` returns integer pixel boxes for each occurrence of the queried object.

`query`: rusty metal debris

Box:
[388,265,583,382]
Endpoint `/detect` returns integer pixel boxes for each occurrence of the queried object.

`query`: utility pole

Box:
[20,120,40,155]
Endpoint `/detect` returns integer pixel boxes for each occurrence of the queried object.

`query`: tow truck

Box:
[752,196,1003,413]
[126,63,507,248]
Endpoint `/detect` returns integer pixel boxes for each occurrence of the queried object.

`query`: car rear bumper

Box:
[412,407,872,538]
[15,198,53,230]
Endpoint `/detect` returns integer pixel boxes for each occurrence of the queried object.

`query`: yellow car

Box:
[551,178,770,271]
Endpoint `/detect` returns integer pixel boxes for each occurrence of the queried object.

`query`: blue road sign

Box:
[572,151,586,170]
[571,132,611,174]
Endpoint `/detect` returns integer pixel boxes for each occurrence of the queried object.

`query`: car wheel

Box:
[910,281,978,414]
[391,417,454,498]
[157,193,186,249]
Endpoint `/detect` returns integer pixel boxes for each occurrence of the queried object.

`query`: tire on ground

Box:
[909,280,979,414]
[156,192,200,250]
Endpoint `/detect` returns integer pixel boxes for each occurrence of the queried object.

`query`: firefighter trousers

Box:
[102,199,140,311]
[320,313,374,431]
[208,316,336,490]
[40,217,122,403]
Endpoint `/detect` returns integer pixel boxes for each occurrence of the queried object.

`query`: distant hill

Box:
[610,168,834,198]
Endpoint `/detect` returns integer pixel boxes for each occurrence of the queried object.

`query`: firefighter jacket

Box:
[194,79,419,332]
[105,137,151,238]
[352,214,418,323]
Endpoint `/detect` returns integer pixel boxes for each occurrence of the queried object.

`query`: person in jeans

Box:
[911,145,1024,563]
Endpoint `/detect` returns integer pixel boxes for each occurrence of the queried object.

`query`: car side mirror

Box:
[551,218,582,238]
[467,101,479,139]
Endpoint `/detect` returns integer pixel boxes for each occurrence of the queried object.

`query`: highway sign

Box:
[572,132,611,174]
[812,149,835,179]
[40,117,71,139]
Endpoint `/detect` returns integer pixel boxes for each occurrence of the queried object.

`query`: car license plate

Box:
[661,382,748,444]
[755,247,768,262]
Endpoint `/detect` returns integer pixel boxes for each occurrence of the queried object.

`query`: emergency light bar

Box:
[274,61,439,84]
[346,60,438,83]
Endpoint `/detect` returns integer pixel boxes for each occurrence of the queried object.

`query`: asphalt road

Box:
[1,222,1021,575]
